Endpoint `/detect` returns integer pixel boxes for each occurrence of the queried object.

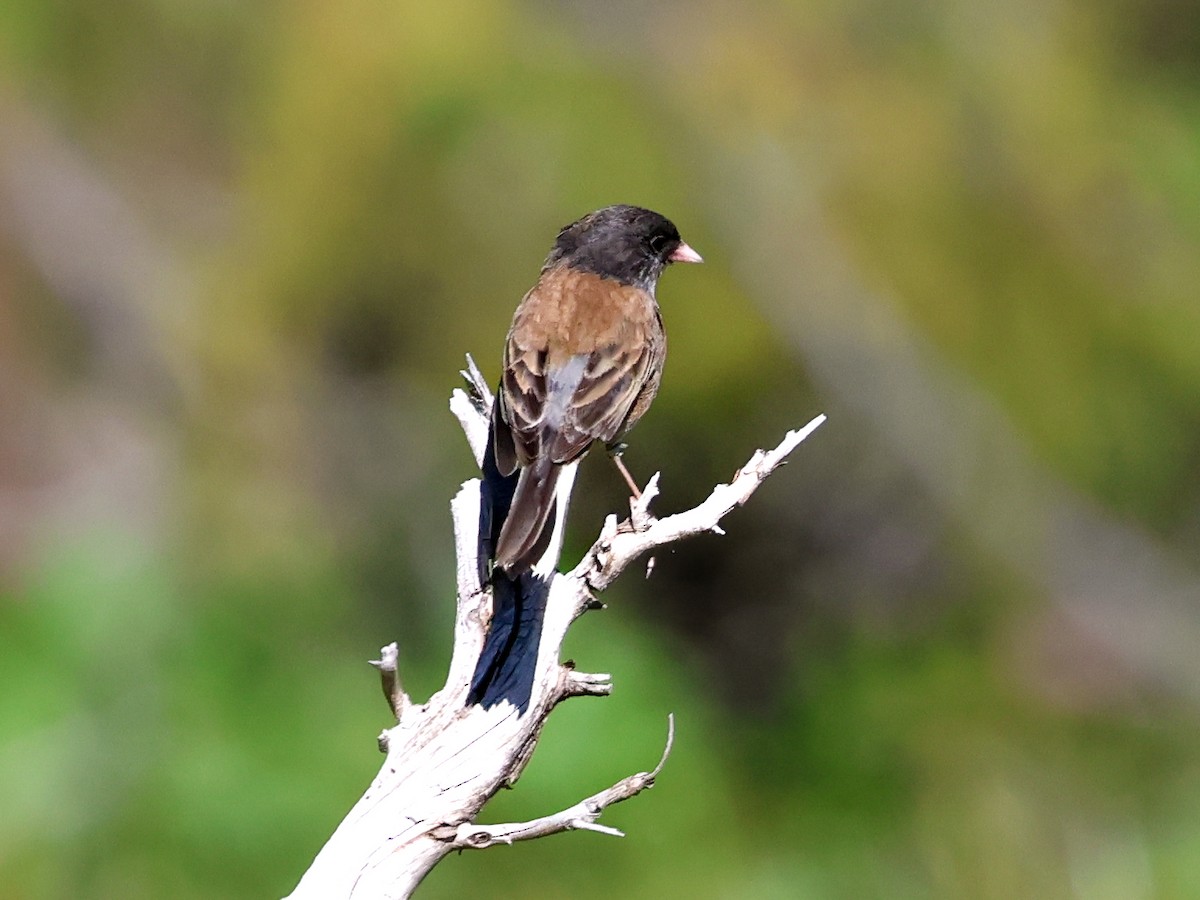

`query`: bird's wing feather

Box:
[555,340,652,451]
[499,271,663,465]
[498,340,546,467]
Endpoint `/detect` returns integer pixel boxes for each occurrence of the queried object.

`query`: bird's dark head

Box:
[545,205,702,290]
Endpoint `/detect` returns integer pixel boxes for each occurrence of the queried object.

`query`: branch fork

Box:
[439,714,676,850]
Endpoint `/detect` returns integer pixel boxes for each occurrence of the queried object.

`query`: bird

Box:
[483,204,702,575]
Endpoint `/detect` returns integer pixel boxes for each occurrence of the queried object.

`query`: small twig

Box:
[629,472,660,531]
[451,354,494,466]
[368,643,408,721]
[460,353,493,412]
[439,714,677,850]
[560,668,613,699]
[651,714,676,779]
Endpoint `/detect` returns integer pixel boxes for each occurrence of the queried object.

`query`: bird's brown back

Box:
[498,264,665,469]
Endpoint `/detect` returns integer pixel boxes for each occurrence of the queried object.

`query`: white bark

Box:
[284,357,825,899]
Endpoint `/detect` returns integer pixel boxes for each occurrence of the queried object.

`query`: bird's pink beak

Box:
[669,242,703,264]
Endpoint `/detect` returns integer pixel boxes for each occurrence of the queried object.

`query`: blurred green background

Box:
[3,0,1200,897]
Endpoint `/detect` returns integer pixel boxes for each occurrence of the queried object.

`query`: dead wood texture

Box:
[284,357,824,899]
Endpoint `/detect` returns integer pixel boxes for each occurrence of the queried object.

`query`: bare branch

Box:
[368,643,408,721]
[450,354,494,466]
[577,413,827,591]
[461,353,493,411]
[651,713,676,779]
[285,356,825,899]
[438,717,677,850]
[560,668,613,699]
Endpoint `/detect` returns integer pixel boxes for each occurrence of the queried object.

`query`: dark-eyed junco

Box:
[485,205,702,574]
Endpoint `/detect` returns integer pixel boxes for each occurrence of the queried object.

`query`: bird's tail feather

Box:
[479,424,516,583]
[494,456,559,573]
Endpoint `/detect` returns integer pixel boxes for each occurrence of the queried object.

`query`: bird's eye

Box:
[648,233,672,256]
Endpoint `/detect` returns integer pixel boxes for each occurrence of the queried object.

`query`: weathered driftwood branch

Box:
[436,714,676,849]
[284,357,825,900]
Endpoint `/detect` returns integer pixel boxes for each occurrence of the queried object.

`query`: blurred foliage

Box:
[2,0,1200,897]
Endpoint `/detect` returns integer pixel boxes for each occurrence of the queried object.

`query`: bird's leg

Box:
[614,457,642,499]
[606,441,642,499]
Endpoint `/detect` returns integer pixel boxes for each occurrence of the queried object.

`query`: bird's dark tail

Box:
[471,418,555,708]
[492,455,558,573]
[479,424,517,583]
